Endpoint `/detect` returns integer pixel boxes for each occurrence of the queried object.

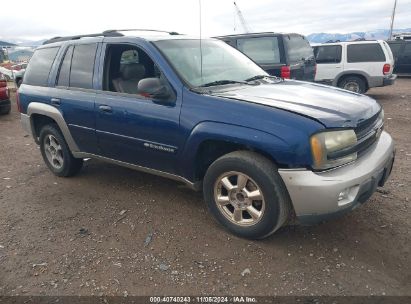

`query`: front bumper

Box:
[278,131,395,225]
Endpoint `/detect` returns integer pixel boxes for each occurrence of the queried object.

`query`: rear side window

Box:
[23,47,59,86]
[347,44,385,63]
[284,35,314,62]
[70,44,98,89]
[314,45,342,64]
[237,37,281,64]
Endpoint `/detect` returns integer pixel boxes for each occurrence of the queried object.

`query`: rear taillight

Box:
[383,64,391,75]
[281,66,291,79]
[314,64,317,77]
[0,80,7,88]
[16,89,22,113]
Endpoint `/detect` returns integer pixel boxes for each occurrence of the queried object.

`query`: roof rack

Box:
[43,29,180,45]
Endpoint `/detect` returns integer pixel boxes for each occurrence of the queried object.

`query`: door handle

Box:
[99,105,112,113]
[50,98,61,106]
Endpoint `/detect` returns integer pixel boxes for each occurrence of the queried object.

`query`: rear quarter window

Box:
[23,47,60,86]
[284,35,314,62]
[69,44,98,89]
[236,37,282,64]
[347,43,386,63]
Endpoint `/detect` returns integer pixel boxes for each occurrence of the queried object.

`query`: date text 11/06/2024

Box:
[149,296,257,303]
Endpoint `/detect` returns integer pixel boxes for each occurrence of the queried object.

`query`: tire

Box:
[338,76,367,94]
[16,79,23,88]
[39,124,83,177]
[203,151,291,239]
[0,103,11,115]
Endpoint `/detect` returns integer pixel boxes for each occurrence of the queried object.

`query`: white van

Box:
[313,40,396,93]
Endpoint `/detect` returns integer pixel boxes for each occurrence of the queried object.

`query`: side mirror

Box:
[137,78,174,103]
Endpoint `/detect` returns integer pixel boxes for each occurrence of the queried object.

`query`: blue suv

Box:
[18,30,395,239]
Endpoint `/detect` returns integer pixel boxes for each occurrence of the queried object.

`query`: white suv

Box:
[313,40,397,93]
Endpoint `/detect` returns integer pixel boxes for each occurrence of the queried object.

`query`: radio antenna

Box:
[199,0,204,82]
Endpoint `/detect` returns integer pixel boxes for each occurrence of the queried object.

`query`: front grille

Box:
[328,110,383,160]
[355,110,383,157]
[355,111,381,139]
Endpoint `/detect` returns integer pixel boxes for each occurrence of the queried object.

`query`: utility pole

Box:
[234,2,251,33]
[389,0,398,40]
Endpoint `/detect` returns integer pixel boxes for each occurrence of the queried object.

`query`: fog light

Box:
[337,185,360,207]
[338,189,349,202]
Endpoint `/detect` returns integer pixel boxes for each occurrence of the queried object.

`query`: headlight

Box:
[310,129,357,170]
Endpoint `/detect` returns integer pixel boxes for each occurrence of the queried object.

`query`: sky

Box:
[0,0,410,41]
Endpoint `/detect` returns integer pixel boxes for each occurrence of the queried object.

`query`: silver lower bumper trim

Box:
[279,131,395,220]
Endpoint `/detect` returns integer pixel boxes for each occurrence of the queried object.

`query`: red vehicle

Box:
[0,73,11,115]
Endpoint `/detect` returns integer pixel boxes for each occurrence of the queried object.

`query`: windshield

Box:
[153,39,267,87]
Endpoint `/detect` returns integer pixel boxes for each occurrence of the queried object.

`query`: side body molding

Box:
[26,102,80,152]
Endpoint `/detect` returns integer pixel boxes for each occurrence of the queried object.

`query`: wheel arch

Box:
[179,121,294,182]
[27,102,80,152]
[333,71,370,89]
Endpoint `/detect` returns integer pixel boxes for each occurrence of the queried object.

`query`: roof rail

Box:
[43,29,180,45]
[103,29,180,35]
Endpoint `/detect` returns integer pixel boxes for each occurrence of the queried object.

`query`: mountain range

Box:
[307,28,411,43]
[1,28,411,48]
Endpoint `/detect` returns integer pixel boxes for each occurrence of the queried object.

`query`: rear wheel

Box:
[338,76,367,93]
[203,151,291,239]
[39,124,83,177]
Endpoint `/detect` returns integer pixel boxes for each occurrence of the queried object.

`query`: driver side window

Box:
[103,44,165,96]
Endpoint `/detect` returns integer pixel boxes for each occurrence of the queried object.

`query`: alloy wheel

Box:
[44,134,64,170]
[214,171,266,226]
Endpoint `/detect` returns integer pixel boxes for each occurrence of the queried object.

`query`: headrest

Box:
[121,63,146,80]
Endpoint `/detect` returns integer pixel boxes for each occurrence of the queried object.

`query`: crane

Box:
[234,1,252,33]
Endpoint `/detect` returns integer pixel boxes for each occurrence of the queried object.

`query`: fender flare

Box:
[178,121,292,180]
[27,102,80,152]
[332,70,371,87]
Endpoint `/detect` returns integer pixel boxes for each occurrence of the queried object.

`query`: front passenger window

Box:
[103,45,167,97]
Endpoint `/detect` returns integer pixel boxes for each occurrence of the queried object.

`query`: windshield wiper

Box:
[199,80,248,87]
[245,75,282,82]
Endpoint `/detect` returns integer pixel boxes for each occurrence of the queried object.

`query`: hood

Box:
[211,80,381,128]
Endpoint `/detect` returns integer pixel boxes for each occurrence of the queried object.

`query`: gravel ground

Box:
[0,79,410,296]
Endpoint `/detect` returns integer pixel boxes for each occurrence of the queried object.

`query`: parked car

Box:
[14,69,25,87]
[11,63,27,71]
[0,73,11,115]
[387,40,411,76]
[0,66,14,81]
[313,40,396,93]
[18,30,395,239]
[215,32,316,81]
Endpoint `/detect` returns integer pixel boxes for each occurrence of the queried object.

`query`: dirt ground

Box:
[0,79,410,297]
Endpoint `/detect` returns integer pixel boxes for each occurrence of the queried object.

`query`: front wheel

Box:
[203,151,291,239]
[39,124,83,177]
